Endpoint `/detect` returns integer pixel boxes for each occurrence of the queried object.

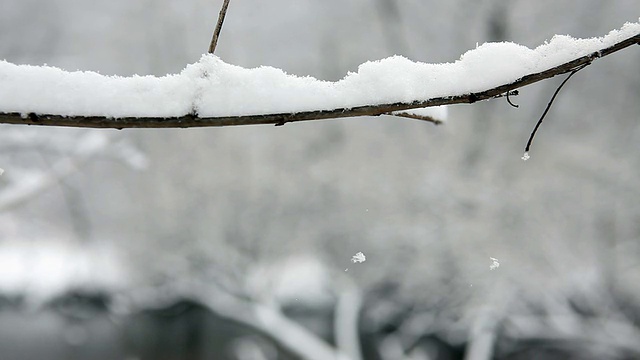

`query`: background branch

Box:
[0,132,112,212]
[0,32,637,129]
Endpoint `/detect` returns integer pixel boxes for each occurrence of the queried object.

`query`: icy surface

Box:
[0,20,637,119]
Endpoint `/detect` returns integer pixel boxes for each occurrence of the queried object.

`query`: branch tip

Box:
[388,112,443,125]
[506,90,519,108]
[524,63,588,153]
[208,0,231,54]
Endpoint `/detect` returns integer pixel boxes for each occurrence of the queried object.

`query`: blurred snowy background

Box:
[1,0,640,359]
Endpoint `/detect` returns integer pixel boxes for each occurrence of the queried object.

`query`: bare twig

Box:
[388,111,443,125]
[208,0,231,54]
[0,32,638,129]
[506,90,519,108]
[524,63,588,154]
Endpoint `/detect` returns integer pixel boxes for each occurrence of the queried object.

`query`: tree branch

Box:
[334,282,364,360]
[208,0,231,54]
[0,32,638,129]
[184,285,349,360]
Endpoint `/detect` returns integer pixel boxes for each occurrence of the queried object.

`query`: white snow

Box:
[490,257,500,270]
[351,252,366,263]
[0,20,637,119]
[246,257,333,307]
[0,240,128,304]
[392,105,448,122]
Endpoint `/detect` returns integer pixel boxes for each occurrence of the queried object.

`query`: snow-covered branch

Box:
[0,22,638,129]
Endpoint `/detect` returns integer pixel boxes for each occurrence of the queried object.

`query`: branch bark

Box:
[208,0,231,54]
[0,33,638,129]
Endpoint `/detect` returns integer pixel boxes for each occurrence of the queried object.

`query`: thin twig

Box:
[208,0,231,54]
[388,111,443,125]
[506,90,519,108]
[524,63,588,153]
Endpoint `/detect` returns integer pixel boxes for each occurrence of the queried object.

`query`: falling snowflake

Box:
[521,152,530,161]
[489,257,500,270]
[351,252,366,263]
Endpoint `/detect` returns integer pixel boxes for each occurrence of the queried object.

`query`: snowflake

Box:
[351,252,366,263]
[489,257,500,270]
[521,152,530,161]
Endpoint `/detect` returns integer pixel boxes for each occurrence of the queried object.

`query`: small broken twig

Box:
[388,111,442,125]
[208,0,231,54]
[506,90,519,108]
